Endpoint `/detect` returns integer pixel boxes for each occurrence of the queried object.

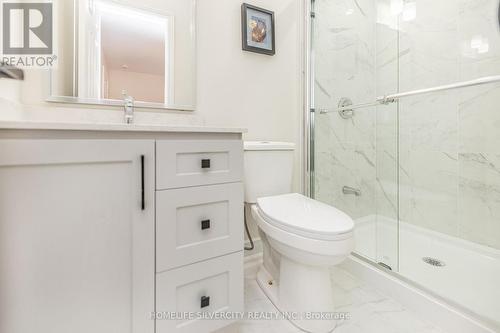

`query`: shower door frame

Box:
[303,0,314,199]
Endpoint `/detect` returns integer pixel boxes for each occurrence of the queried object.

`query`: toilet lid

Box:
[257,193,354,240]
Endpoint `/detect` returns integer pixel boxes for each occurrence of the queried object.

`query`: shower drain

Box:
[422,257,446,267]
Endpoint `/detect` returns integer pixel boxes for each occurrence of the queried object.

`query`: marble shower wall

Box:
[314,0,500,251]
[399,0,500,250]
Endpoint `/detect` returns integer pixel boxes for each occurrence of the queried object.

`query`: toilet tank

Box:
[244,141,295,203]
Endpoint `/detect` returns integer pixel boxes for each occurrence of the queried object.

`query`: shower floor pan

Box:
[354,215,500,327]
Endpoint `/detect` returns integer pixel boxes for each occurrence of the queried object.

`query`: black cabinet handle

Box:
[201,159,211,169]
[201,219,211,230]
[141,155,145,210]
[201,296,210,308]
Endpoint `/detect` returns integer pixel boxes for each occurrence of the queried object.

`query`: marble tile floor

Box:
[216,266,446,333]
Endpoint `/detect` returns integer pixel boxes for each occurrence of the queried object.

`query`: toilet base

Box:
[256,261,337,333]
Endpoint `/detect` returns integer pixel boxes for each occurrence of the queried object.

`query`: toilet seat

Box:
[251,205,354,265]
[256,193,354,241]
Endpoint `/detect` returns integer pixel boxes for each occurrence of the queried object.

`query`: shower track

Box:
[318,74,500,114]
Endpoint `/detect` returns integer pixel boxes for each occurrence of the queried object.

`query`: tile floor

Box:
[216,266,446,333]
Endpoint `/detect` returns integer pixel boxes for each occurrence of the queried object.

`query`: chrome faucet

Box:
[123,91,134,124]
[343,186,361,196]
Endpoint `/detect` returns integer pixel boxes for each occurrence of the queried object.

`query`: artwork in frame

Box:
[241,3,275,56]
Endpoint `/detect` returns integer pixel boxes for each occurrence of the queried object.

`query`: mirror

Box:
[49,0,196,110]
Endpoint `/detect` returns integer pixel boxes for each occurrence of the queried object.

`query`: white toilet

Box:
[244,141,355,333]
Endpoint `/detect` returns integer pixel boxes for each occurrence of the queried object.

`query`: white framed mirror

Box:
[48,0,196,111]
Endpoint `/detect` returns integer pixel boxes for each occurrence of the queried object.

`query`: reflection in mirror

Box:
[92,2,169,103]
[49,0,196,110]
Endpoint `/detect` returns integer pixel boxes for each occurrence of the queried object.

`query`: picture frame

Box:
[241,3,275,56]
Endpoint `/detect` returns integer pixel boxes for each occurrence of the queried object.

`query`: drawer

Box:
[156,183,243,272]
[156,140,243,190]
[156,252,244,333]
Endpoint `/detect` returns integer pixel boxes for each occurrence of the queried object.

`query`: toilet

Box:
[244,142,355,333]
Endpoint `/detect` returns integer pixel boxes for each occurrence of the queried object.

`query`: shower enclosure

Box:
[308,0,500,329]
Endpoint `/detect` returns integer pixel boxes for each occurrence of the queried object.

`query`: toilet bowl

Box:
[243,142,355,333]
[250,193,354,333]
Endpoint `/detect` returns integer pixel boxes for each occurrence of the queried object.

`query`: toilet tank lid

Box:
[244,141,295,151]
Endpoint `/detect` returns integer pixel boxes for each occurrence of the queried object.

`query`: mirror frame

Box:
[47,0,197,111]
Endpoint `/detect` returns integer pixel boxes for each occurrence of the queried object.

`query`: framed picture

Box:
[241,3,275,56]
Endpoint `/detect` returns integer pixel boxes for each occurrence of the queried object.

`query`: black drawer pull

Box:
[141,155,145,210]
[201,219,211,230]
[201,296,210,308]
[201,159,211,169]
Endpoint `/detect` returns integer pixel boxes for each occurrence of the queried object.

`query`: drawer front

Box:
[156,252,244,333]
[156,183,243,272]
[156,140,243,190]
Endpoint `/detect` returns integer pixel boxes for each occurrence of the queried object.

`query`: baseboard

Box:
[341,255,498,333]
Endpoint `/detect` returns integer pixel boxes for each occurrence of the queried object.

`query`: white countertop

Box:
[0,121,247,134]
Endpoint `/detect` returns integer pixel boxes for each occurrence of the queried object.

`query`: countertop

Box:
[0,121,247,134]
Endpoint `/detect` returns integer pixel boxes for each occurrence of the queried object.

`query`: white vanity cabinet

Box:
[0,139,156,333]
[0,123,245,333]
[155,139,244,333]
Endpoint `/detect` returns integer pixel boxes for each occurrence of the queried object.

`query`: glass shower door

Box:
[397,0,500,327]
[311,0,500,329]
[311,0,400,270]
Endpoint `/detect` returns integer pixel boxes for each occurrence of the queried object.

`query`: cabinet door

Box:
[0,140,155,333]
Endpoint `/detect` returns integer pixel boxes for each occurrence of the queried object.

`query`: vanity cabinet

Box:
[0,124,245,333]
[155,139,244,333]
[0,139,156,333]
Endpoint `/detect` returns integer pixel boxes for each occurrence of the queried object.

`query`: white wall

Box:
[196,0,304,191]
[0,0,305,191]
